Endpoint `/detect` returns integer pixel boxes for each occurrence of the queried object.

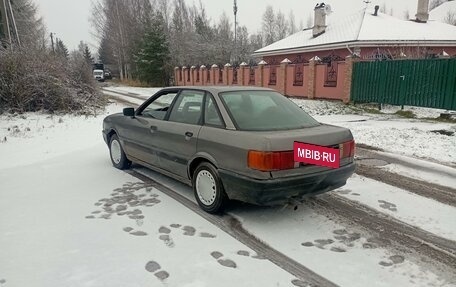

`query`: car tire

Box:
[193,162,228,214]
[109,134,131,170]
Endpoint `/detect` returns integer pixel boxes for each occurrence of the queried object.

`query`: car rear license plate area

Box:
[293,142,340,169]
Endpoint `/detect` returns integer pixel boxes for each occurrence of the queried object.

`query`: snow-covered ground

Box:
[138,167,452,287]
[342,174,456,241]
[2,90,455,287]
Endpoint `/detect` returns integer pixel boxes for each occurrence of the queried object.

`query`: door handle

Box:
[150,126,157,133]
[185,131,193,138]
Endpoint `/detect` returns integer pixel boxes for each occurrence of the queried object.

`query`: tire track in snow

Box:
[355,164,456,207]
[126,169,339,287]
[314,194,456,269]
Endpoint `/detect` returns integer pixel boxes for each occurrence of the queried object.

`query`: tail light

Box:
[339,140,355,159]
[248,150,294,171]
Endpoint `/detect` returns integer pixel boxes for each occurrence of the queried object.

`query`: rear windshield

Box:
[219,91,320,131]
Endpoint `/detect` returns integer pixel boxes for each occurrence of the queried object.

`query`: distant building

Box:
[253,0,456,65]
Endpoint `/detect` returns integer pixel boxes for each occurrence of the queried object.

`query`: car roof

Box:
[162,86,276,94]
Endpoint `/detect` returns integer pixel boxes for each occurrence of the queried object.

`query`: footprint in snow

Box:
[158,226,175,248]
[379,255,405,267]
[236,250,266,260]
[158,224,216,247]
[378,200,397,212]
[145,260,169,281]
[123,226,148,236]
[88,182,160,223]
[211,251,237,268]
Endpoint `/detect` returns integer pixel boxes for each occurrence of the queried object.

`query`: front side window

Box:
[220,91,320,131]
[139,92,178,120]
[168,90,204,125]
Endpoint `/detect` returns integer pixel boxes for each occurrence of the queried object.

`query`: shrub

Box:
[0,48,107,114]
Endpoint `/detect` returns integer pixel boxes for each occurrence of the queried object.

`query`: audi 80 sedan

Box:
[103,86,355,213]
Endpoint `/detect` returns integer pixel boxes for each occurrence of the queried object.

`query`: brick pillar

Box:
[201,65,207,85]
[258,61,266,87]
[211,64,218,85]
[190,66,196,86]
[239,62,248,86]
[182,66,188,85]
[343,56,357,104]
[307,59,317,99]
[224,63,231,85]
[278,59,291,95]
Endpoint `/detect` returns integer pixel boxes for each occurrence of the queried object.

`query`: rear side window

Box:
[204,96,224,127]
[220,91,320,131]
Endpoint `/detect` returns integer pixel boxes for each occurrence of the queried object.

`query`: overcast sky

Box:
[34,0,421,51]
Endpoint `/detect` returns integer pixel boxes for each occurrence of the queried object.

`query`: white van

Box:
[93,69,105,82]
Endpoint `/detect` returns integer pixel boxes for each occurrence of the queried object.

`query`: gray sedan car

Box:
[103,86,355,213]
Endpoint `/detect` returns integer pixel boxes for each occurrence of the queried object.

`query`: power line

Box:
[0,0,20,48]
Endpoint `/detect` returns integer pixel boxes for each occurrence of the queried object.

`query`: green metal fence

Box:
[351,58,456,110]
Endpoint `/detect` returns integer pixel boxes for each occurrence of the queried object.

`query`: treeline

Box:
[91,0,307,86]
[0,0,105,114]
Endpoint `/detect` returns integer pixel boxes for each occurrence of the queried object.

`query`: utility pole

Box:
[0,0,12,45]
[7,0,20,47]
[233,0,238,63]
[50,32,55,53]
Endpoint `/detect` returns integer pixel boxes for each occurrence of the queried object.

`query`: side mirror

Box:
[123,107,135,117]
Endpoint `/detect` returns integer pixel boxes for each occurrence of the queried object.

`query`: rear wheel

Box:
[109,134,131,170]
[193,162,228,214]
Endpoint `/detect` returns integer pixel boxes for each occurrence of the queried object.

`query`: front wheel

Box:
[109,134,131,170]
[193,162,228,214]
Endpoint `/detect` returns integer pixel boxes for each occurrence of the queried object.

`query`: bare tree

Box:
[262,5,276,45]
[288,10,297,35]
[275,10,288,40]
[444,10,456,25]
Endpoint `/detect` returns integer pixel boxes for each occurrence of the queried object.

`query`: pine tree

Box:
[55,39,69,59]
[83,44,94,65]
[134,12,170,86]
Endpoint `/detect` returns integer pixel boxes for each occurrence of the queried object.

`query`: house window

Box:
[269,66,277,85]
[196,68,200,82]
[249,67,255,85]
[232,68,238,84]
[293,64,304,86]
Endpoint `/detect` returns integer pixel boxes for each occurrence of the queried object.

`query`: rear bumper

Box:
[219,163,355,206]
